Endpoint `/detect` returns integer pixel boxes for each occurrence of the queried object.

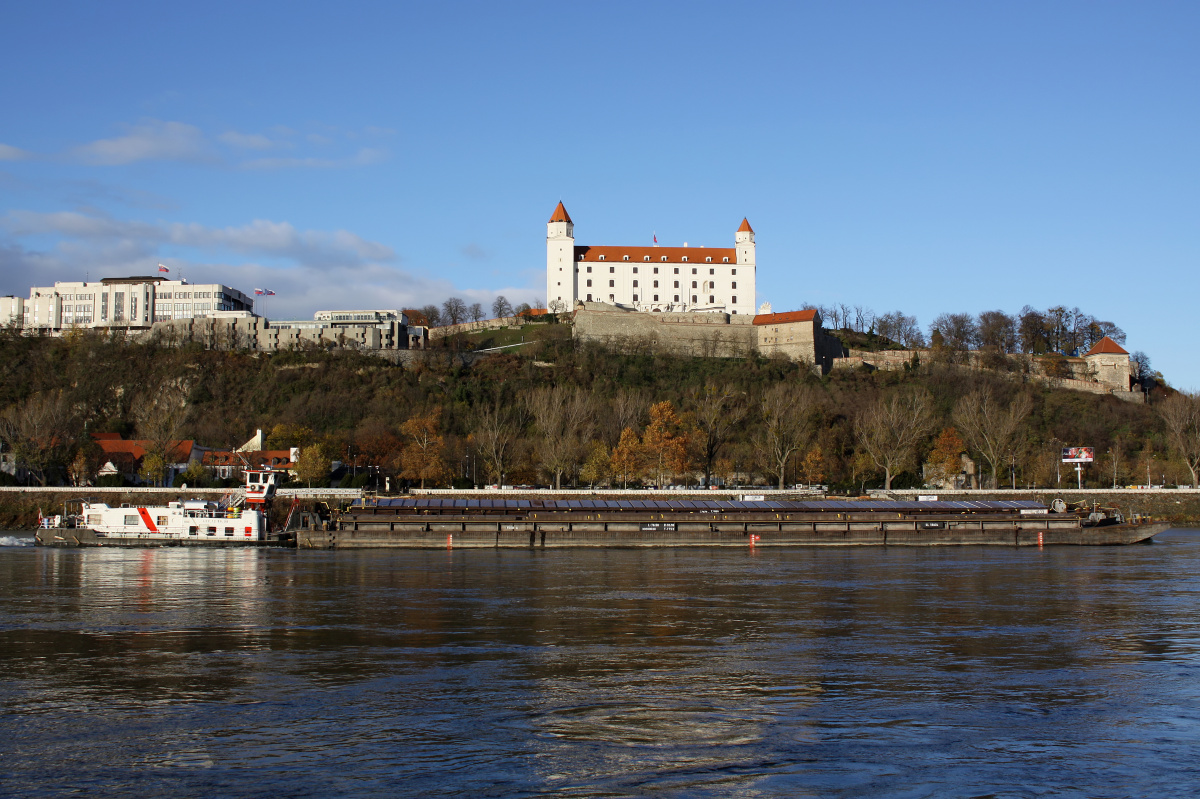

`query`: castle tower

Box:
[546,202,575,312]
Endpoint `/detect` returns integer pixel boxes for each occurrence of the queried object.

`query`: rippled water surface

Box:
[2,531,1200,797]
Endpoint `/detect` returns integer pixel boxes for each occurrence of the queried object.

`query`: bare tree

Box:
[491,295,513,319]
[442,297,468,326]
[953,388,1032,488]
[854,388,936,490]
[133,380,191,486]
[602,389,648,447]
[420,304,443,327]
[1159,392,1200,488]
[473,398,522,485]
[754,383,822,490]
[930,313,979,354]
[0,391,77,485]
[525,386,594,489]
[685,383,746,486]
[978,310,1017,353]
[468,302,485,323]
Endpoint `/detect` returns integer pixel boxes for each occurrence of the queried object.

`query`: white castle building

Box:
[546,202,757,316]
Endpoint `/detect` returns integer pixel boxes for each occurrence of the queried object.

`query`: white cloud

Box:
[217,131,277,150]
[2,209,394,269]
[0,143,31,161]
[70,120,214,166]
[240,147,388,170]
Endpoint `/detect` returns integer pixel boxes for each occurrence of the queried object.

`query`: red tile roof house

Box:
[92,433,206,486]
[202,449,298,480]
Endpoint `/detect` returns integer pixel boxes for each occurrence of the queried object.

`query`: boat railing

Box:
[183,507,246,519]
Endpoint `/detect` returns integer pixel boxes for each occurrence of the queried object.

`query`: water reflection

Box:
[0,532,1198,797]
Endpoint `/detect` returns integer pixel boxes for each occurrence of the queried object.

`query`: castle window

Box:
[586,280,592,287]
[653,295,659,302]
[599,255,605,261]
[682,256,688,262]
[692,295,697,303]
[586,266,591,273]
[723,257,729,263]
[710,269,715,275]
[644,256,650,262]
[609,295,614,302]
[706,257,712,263]
[661,256,667,262]
[633,267,638,273]
[587,294,592,301]
[609,266,615,273]
[692,268,697,275]
[609,280,615,287]
[710,296,715,304]
[633,295,639,302]
[653,280,659,288]
[731,268,736,275]
[674,295,679,302]
[623,255,629,261]
[673,268,679,274]
[653,267,659,274]
[732,296,737,303]
[673,281,679,288]
[578,254,584,260]
[633,280,638,287]
[691,281,697,289]
[731,282,737,289]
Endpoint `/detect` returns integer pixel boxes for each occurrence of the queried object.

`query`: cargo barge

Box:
[300,497,1167,549]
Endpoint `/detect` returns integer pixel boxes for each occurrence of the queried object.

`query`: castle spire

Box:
[737,218,754,233]
[549,201,573,224]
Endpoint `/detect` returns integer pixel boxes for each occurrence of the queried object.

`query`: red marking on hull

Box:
[137,507,158,533]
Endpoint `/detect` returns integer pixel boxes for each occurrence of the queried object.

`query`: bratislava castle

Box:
[546,202,756,316]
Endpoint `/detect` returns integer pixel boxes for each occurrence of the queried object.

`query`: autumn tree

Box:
[525,386,594,489]
[754,383,823,490]
[685,383,745,487]
[642,400,691,486]
[610,427,645,488]
[398,409,449,488]
[580,442,611,488]
[926,427,966,487]
[855,388,936,490]
[1159,391,1200,488]
[294,443,331,488]
[953,388,1032,489]
[799,447,826,486]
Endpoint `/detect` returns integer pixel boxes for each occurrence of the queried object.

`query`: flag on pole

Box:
[158,264,169,273]
[653,233,658,244]
[265,289,276,296]
[254,288,265,295]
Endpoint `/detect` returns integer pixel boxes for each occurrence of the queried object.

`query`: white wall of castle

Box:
[547,214,757,317]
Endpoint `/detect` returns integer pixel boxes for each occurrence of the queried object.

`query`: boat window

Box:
[124,515,138,525]
[189,526,198,534]
[249,474,259,483]
[207,526,217,535]
[224,527,235,536]
[156,516,167,525]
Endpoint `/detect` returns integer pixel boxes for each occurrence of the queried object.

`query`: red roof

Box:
[1085,336,1128,356]
[737,218,754,233]
[754,310,818,326]
[91,432,122,440]
[575,245,736,264]
[203,450,295,469]
[93,438,196,463]
[549,202,572,224]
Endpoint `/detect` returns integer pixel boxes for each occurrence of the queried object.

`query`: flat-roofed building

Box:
[23,276,255,332]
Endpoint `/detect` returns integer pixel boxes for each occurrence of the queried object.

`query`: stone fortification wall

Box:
[429,314,530,339]
[574,303,755,358]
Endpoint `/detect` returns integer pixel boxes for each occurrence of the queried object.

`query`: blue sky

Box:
[1,2,1197,385]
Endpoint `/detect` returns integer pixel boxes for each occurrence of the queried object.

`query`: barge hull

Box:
[300,521,1168,549]
[35,528,285,548]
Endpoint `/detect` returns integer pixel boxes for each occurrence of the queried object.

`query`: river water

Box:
[2,531,1199,798]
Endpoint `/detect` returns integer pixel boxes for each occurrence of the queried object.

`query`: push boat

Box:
[302,496,1170,548]
[35,468,295,548]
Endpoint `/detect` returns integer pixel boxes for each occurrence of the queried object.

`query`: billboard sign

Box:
[1061,447,1095,463]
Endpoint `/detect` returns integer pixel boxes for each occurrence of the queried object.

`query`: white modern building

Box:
[20,276,255,333]
[546,202,757,316]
